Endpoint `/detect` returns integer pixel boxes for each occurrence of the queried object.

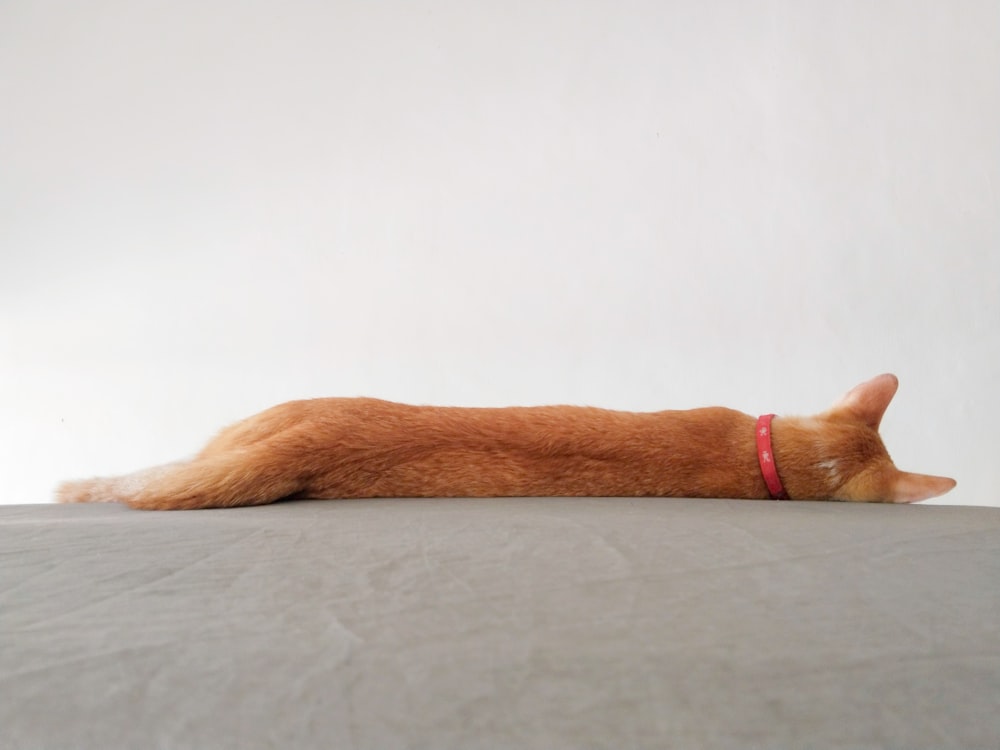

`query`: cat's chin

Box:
[889,473,957,503]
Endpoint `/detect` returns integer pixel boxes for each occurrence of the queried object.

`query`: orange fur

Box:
[56,374,955,510]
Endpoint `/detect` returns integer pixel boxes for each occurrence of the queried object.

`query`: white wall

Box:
[2,1,997,506]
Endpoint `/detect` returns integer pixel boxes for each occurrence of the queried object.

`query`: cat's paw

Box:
[55,479,104,504]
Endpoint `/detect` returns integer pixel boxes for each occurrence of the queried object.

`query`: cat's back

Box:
[206,396,747,458]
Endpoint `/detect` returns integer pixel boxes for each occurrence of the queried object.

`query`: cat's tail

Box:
[56,449,306,510]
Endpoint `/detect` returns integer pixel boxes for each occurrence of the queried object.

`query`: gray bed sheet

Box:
[2,497,999,750]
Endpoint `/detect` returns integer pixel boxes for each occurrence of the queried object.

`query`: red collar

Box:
[756,414,789,500]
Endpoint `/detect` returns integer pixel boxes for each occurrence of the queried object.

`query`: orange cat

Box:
[56,374,955,510]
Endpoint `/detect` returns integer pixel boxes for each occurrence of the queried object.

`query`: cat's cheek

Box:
[830,470,893,503]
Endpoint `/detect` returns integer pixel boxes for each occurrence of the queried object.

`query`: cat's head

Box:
[776,374,956,503]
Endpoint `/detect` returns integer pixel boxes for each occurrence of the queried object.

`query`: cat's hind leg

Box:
[131,451,305,509]
[57,462,190,506]
[57,446,308,510]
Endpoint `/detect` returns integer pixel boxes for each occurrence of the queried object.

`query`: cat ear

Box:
[886,471,957,503]
[828,373,899,430]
